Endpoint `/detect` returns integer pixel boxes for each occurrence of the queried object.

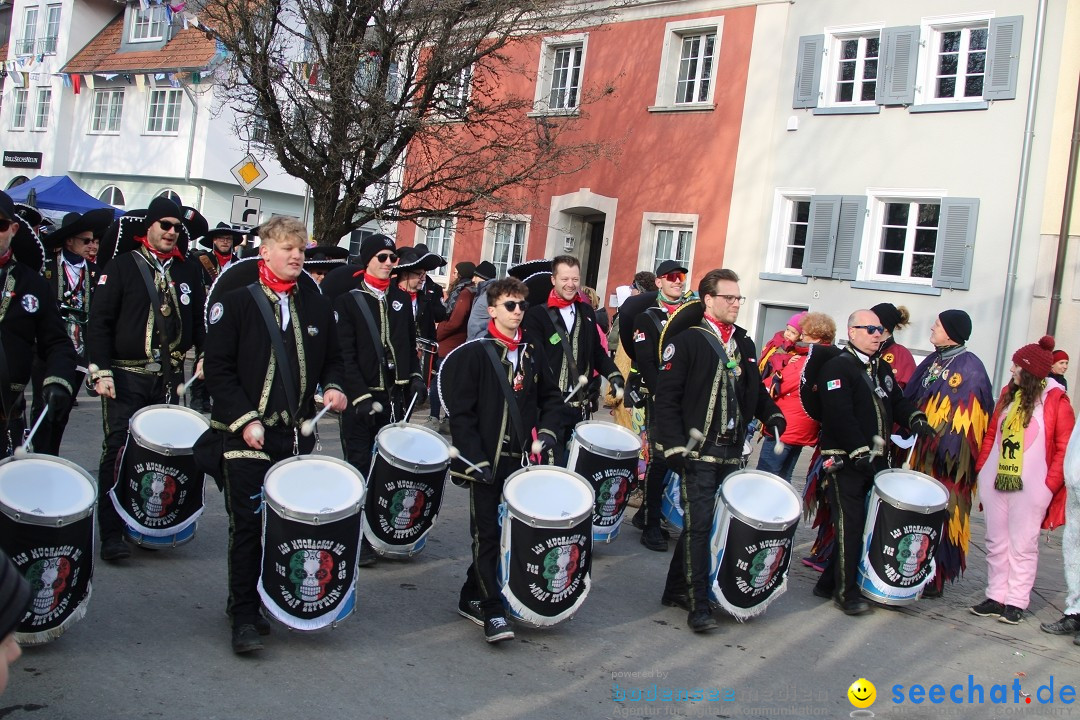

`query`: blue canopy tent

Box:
[6,175,123,217]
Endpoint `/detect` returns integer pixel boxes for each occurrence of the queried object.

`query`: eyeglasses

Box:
[500,300,529,312]
[852,324,885,335]
[156,220,183,232]
[712,294,746,304]
[659,271,685,282]
[375,252,398,264]
[0,219,13,232]
[72,234,95,243]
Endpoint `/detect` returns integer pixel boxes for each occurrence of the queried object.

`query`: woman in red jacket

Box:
[970,336,1075,625]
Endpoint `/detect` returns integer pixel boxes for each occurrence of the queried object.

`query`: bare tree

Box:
[198,0,620,244]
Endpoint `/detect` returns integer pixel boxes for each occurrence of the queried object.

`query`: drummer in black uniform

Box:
[87,197,206,563]
[203,215,347,654]
[0,191,79,457]
[653,269,785,632]
[521,255,622,463]
[439,276,562,643]
[193,222,245,288]
[811,309,933,615]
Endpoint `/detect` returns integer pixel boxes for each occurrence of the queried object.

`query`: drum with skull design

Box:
[566,421,641,544]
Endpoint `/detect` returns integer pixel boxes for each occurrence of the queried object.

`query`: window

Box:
[423,217,454,263]
[146,90,181,133]
[534,34,587,114]
[829,34,879,104]
[930,24,987,100]
[490,219,526,278]
[433,65,473,119]
[652,18,723,111]
[10,89,28,130]
[349,228,375,258]
[250,113,269,144]
[872,201,939,282]
[98,185,126,208]
[90,89,124,133]
[42,5,61,54]
[653,225,693,269]
[130,5,166,42]
[675,32,716,104]
[33,88,51,130]
[17,7,38,55]
[779,198,811,272]
[157,189,182,206]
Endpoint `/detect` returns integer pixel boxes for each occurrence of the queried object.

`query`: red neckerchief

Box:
[399,283,418,302]
[488,320,521,352]
[547,288,575,309]
[214,249,232,267]
[363,272,391,292]
[258,259,296,294]
[0,247,12,268]
[704,314,735,343]
[137,235,183,262]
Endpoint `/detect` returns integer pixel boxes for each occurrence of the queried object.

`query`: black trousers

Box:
[223,427,314,627]
[816,465,874,604]
[640,398,668,529]
[338,389,403,478]
[459,457,518,616]
[664,444,741,611]
[30,355,80,456]
[552,403,587,466]
[97,370,175,543]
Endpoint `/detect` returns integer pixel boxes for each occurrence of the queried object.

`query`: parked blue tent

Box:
[6,175,123,217]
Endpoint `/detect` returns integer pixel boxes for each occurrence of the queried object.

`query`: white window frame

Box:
[862,188,949,286]
[638,212,697,276]
[19,6,39,56]
[914,12,994,107]
[42,4,61,54]
[129,4,167,43]
[651,17,724,112]
[483,215,529,279]
[32,87,51,131]
[157,189,183,206]
[532,33,587,115]
[145,89,182,134]
[765,189,815,275]
[433,64,473,121]
[90,88,124,134]
[420,217,455,276]
[10,89,29,131]
[98,185,126,208]
[819,23,883,108]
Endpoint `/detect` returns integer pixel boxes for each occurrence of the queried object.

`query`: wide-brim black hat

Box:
[616,290,659,363]
[42,208,115,251]
[319,262,367,301]
[508,259,551,280]
[11,214,46,272]
[180,206,208,245]
[523,271,554,308]
[198,222,246,250]
[304,244,349,272]
[97,210,190,268]
[205,257,320,327]
[394,246,446,274]
[656,299,704,361]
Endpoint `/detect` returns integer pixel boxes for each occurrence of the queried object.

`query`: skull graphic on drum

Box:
[748,546,785,589]
[289,549,334,602]
[897,533,930,578]
[390,488,425,531]
[542,544,581,594]
[26,557,71,615]
[139,471,178,518]
[597,474,629,519]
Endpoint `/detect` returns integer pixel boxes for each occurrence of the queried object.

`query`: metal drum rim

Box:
[0,453,98,527]
[503,465,595,528]
[571,420,642,460]
[264,455,367,525]
[129,404,210,456]
[375,422,451,472]
[872,468,949,514]
[719,469,802,531]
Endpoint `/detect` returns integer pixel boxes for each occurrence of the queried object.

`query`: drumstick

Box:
[683,428,704,456]
[250,424,264,442]
[772,427,786,455]
[13,408,49,458]
[176,369,203,397]
[563,375,589,404]
[402,391,420,423]
[300,404,333,437]
[448,446,485,475]
[370,401,383,416]
[902,442,918,471]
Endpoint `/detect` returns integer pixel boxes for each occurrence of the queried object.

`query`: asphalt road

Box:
[2,396,1078,720]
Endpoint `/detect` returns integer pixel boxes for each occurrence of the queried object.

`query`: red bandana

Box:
[488,320,522,352]
[547,288,575,310]
[137,235,183,262]
[258,259,296,294]
[704,314,735,343]
[399,283,418,302]
[363,272,391,292]
[214,249,232,267]
[0,247,12,268]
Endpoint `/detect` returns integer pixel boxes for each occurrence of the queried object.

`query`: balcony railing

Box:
[15,36,59,56]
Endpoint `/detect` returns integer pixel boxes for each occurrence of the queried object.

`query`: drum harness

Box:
[481,341,532,470]
[249,284,302,456]
[349,289,400,422]
[547,307,586,416]
[696,327,744,461]
[133,254,179,403]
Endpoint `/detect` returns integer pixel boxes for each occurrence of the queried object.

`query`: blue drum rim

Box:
[872,469,949,514]
[264,455,366,525]
[129,404,209,457]
[0,453,97,527]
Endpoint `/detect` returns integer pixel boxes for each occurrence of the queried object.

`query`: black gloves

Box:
[42,384,71,421]
[608,374,625,395]
[536,433,558,456]
[852,451,887,476]
[769,416,787,440]
[355,397,374,416]
[909,414,935,439]
[410,377,428,405]
[468,466,493,485]
[665,451,686,474]
[625,373,647,409]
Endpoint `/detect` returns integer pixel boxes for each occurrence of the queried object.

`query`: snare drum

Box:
[113,405,209,548]
[858,469,948,605]
[0,455,96,644]
[498,466,594,627]
[709,470,801,620]
[363,423,450,558]
[258,456,366,631]
[660,470,684,531]
[566,421,641,543]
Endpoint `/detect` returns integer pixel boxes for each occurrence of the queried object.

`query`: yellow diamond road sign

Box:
[230,154,268,192]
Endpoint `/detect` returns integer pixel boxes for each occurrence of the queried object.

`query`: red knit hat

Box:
[1013,336,1055,379]
[1053,349,1069,363]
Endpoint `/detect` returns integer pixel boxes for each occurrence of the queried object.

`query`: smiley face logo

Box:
[848,678,876,709]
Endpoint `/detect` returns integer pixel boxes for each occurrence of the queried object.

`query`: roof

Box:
[63,11,218,74]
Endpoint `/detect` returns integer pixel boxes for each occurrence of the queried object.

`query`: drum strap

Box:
[698,327,740,405]
[248,284,300,425]
[133,255,175,392]
[546,306,580,388]
[482,341,529,455]
[350,289,388,379]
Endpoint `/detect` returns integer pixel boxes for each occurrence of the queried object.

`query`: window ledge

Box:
[526,109,579,118]
[647,103,715,114]
[812,105,881,116]
[88,131,121,136]
[850,280,942,296]
[909,101,989,113]
[759,272,808,285]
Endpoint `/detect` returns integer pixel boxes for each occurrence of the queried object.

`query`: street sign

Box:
[231,195,262,227]
[230,153,268,192]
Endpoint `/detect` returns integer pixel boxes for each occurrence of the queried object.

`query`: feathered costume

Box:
[903,345,993,590]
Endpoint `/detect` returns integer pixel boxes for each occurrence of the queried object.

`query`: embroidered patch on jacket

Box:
[21,294,39,313]
[307,325,318,336]
[179,283,191,294]
[98,275,107,285]
[662,344,675,361]
[826,379,841,391]
[392,300,403,311]
[209,302,224,325]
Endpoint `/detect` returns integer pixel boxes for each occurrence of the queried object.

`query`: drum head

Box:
[874,470,948,512]
[130,405,210,454]
[504,467,594,525]
[0,456,96,524]
[573,421,641,458]
[376,424,449,471]
[265,456,365,518]
[721,470,801,528]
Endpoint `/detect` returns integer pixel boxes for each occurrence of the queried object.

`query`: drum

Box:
[258,456,366,631]
[858,469,949,605]
[113,405,209,548]
[709,470,801,621]
[498,466,594,627]
[566,421,641,543]
[0,455,96,644]
[660,470,684,531]
[363,423,450,558]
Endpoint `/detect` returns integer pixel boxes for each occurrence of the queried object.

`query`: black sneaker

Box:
[998,605,1023,625]
[484,614,515,643]
[100,537,131,562]
[660,591,691,611]
[640,526,668,552]
[1040,615,1080,635]
[687,608,718,633]
[357,538,378,567]
[254,614,272,636]
[812,584,834,600]
[231,624,264,654]
[970,598,1006,617]
[631,509,646,530]
[457,599,484,627]
[835,598,871,616]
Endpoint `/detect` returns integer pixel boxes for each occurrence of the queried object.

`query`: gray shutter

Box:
[932,198,979,290]
[831,196,868,280]
[801,196,841,278]
[877,26,920,105]
[984,16,1023,100]
[793,35,824,109]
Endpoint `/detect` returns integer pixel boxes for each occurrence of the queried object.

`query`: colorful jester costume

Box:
[904,344,993,590]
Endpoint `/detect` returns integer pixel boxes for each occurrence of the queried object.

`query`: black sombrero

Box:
[198,222,246,250]
[204,256,320,329]
[656,299,704,362]
[616,290,659,363]
[304,244,349,272]
[396,244,446,273]
[318,262,367,301]
[507,259,551,280]
[97,208,191,268]
[523,271,554,308]
[41,208,115,251]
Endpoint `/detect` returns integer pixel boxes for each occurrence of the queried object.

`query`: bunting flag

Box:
[84,74,94,91]
[135,74,145,90]
[147,73,157,89]
[72,74,80,94]
[167,72,181,88]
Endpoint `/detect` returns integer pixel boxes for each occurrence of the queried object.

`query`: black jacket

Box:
[42,255,99,361]
[192,250,238,288]
[522,299,619,392]
[204,281,345,434]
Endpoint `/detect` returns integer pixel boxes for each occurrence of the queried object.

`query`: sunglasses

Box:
[660,271,685,282]
[156,220,183,232]
[0,219,13,232]
[375,252,398,264]
[852,324,885,335]
[500,300,529,312]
